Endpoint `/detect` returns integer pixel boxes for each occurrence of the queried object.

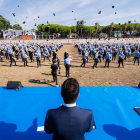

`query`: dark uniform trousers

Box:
[105,59,110,67]
[66,64,70,77]
[93,59,98,68]
[134,57,139,65]
[81,59,86,67]
[52,72,57,85]
[10,57,16,66]
[23,58,27,66]
[37,57,41,67]
[118,58,124,67]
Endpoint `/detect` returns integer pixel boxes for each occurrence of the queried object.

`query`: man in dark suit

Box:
[44,78,95,140]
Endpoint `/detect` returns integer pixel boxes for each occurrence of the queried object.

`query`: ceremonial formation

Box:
[75,42,140,68]
[0,42,63,67]
[0,41,74,85]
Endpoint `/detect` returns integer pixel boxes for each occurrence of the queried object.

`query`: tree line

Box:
[37,21,140,37]
[0,16,22,34]
[1,16,140,38]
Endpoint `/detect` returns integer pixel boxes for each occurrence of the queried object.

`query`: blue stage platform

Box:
[0,86,140,140]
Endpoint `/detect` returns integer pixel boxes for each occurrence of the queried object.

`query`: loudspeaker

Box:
[7,81,22,90]
[138,83,140,88]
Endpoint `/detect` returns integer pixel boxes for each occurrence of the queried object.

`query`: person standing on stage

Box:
[44,78,95,140]
[64,55,72,77]
[51,60,59,86]
[93,52,99,69]
[134,50,140,65]
[105,51,111,68]
[118,51,125,68]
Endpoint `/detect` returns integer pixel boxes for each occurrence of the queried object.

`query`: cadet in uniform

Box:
[118,51,125,68]
[29,48,34,62]
[81,53,87,67]
[64,50,69,59]
[10,52,17,67]
[51,60,59,85]
[134,50,140,65]
[35,50,41,68]
[64,55,72,77]
[22,52,28,67]
[105,51,111,68]
[93,52,99,69]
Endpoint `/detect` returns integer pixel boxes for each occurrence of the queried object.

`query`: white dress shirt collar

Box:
[63,103,77,107]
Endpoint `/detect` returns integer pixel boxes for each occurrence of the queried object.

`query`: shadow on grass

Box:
[71,65,92,69]
[42,73,66,78]
[1,64,37,68]
[29,79,55,87]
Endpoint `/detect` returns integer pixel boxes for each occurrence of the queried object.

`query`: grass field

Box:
[0,39,140,87]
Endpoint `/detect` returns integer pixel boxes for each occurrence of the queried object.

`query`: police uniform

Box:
[93,52,99,68]
[64,57,72,77]
[134,50,140,65]
[118,52,125,68]
[51,63,58,85]
[35,51,41,68]
[64,51,69,59]
[105,52,111,67]
[22,52,28,67]
[10,52,16,67]
[81,54,87,67]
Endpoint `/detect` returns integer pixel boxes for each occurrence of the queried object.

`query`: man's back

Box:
[44,105,94,140]
[51,64,58,73]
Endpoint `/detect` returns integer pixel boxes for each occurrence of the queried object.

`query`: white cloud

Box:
[77,0,96,7]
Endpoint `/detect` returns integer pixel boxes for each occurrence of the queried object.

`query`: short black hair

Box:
[61,78,79,104]
[53,60,56,64]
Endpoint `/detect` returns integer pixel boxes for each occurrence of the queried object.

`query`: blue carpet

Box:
[0,86,140,140]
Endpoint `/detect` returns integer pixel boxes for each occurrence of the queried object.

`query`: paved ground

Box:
[0,40,140,86]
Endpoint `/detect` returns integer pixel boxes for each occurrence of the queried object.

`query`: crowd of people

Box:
[1,41,140,85]
[0,41,73,86]
[75,42,140,68]
[0,42,63,67]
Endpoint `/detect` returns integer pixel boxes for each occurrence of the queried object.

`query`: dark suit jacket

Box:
[44,105,94,140]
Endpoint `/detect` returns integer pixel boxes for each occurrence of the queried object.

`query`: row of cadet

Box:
[75,42,140,68]
[0,42,63,67]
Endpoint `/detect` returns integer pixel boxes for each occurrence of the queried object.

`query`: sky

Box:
[0,0,140,30]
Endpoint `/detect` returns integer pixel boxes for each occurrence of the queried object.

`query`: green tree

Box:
[0,17,12,32]
[76,21,80,36]
[83,26,95,37]
[80,20,84,37]
[123,22,128,34]
[95,22,99,37]
[110,22,114,37]
[134,23,139,32]
[37,24,43,31]
[71,26,77,33]
[127,24,134,35]
[13,24,22,30]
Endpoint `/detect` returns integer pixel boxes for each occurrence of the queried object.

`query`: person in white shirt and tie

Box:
[64,55,72,77]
